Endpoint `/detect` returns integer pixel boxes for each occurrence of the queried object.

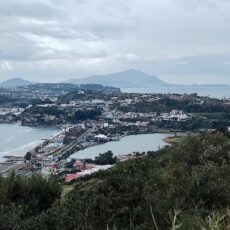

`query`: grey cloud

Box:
[0,34,39,61]
[174,0,228,9]
[0,0,230,84]
[0,0,61,19]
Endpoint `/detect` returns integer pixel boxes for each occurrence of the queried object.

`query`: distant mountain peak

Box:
[0,77,33,88]
[66,69,168,88]
[130,69,146,73]
[123,69,141,73]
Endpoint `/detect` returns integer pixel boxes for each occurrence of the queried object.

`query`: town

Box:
[0,83,230,182]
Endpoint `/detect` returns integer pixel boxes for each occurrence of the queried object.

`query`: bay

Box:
[0,123,59,160]
[71,133,171,160]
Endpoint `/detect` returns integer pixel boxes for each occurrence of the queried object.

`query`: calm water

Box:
[71,133,171,160]
[122,86,230,99]
[0,124,59,160]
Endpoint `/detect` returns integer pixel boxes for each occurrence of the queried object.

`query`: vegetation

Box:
[163,135,186,144]
[0,95,16,104]
[1,132,230,229]
[21,106,102,126]
[119,98,230,114]
[152,119,210,131]
[58,86,120,103]
[0,174,61,230]
[74,108,102,121]
[94,151,117,165]
[13,132,230,229]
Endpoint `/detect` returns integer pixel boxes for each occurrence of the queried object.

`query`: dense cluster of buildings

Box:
[1,84,230,178]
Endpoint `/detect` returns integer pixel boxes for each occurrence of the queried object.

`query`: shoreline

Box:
[2,129,173,162]
[70,133,172,160]
[0,124,65,175]
[163,133,188,144]
[0,124,62,162]
[0,121,186,176]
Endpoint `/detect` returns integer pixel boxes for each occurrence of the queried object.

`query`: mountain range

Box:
[0,70,229,89]
[66,69,169,88]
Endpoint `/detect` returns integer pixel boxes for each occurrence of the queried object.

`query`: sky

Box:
[0,0,230,84]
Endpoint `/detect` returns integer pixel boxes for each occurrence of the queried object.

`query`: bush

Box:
[0,173,61,229]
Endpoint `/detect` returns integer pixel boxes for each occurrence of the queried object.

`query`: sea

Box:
[1,86,229,160]
[121,86,230,99]
[70,133,171,160]
[0,124,59,161]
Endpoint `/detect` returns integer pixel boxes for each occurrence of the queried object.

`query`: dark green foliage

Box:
[21,105,102,126]
[30,98,54,106]
[153,119,211,131]
[24,152,32,161]
[0,95,17,104]
[58,86,120,104]
[119,98,230,114]
[25,105,64,116]
[74,108,101,121]
[94,151,117,165]
[20,132,230,229]
[0,174,61,229]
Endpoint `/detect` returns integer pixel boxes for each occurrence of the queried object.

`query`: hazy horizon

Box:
[0,0,230,84]
[1,70,230,86]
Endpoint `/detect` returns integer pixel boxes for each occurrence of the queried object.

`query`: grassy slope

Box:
[163,135,187,144]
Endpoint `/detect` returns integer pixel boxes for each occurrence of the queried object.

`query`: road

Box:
[0,128,94,176]
[75,128,93,144]
[51,128,94,159]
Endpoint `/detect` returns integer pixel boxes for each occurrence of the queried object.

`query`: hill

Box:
[58,84,121,103]
[0,78,33,88]
[10,132,230,229]
[66,69,169,88]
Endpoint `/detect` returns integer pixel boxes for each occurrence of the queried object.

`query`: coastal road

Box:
[51,128,94,159]
[75,128,93,144]
[0,128,95,176]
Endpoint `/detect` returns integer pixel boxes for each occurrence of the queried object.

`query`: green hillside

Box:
[1,132,230,229]
[21,132,230,229]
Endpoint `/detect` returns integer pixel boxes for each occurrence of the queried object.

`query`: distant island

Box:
[66,69,169,88]
[66,69,230,88]
[0,78,33,88]
[1,69,230,89]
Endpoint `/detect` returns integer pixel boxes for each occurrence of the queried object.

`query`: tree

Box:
[24,152,32,161]
[94,151,117,165]
[0,173,61,228]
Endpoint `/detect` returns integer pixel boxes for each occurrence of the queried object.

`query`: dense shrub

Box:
[0,174,61,229]
[20,132,230,229]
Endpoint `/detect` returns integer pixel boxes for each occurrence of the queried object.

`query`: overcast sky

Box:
[0,0,230,84]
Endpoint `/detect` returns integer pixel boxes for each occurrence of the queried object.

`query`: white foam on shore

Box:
[0,140,43,161]
[0,124,60,162]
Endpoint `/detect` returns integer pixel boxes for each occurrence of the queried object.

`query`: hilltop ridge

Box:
[0,78,33,88]
[66,69,169,88]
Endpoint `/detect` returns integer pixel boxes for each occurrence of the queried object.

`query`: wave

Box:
[0,124,60,162]
[0,140,43,161]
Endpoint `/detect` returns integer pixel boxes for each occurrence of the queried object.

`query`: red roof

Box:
[64,173,81,182]
[74,162,84,166]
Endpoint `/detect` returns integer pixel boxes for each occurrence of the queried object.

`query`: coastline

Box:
[0,121,184,176]
[3,128,172,161]
[0,123,61,162]
[70,133,172,160]
[163,133,188,144]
